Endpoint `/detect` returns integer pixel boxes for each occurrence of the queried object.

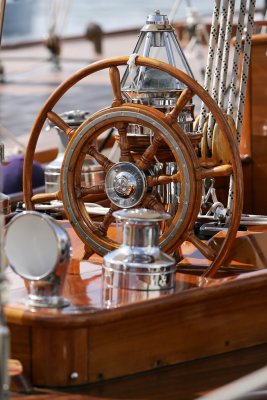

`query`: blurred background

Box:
[2,0,226,44]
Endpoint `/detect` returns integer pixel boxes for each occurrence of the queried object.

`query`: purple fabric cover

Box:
[0,156,44,194]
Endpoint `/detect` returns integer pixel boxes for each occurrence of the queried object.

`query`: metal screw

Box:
[69,372,79,380]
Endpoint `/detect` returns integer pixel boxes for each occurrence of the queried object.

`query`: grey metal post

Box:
[0,1,10,399]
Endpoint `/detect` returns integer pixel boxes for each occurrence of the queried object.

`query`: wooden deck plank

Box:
[0,34,137,157]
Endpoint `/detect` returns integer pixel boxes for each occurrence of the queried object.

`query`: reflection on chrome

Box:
[103,208,176,291]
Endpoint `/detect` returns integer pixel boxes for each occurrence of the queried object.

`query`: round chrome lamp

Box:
[103,209,176,291]
[4,211,71,308]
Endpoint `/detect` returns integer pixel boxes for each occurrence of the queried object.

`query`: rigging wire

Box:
[206,0,230,150]
[227,0,247,118]
[198,0,221,134]
[47,0,73,37]
[235,0,256,145]
[168,0,183,24]
[218,0,235,109]
[196,0,256,214]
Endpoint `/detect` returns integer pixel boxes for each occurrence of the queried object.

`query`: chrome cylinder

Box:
[155,162,181,217]
[152,31,165,47]
[103,209,176,291]
[45,110,105,193]
[45,154,104,193]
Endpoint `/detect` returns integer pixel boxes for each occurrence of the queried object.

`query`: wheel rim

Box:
[23,55,243,277]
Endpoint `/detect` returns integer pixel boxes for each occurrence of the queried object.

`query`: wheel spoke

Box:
[187,133,203,145]
[109,66,123,107]
[135,133,162,171]
[165,88,193,123]
[197,164,233,180]
[97,204,119,237]
[82,245,94,260]
[47,111,75,140]
[77,184,106,203]
[147,172,181,188]
[86,144,114,172]
[186,231,216,261]
[31,191,61,204]
[116,122,133,162]
[142,193,166,213]
[142,194,171,230]
[77,184,105,198]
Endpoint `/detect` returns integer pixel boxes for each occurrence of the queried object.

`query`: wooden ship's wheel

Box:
[23,56,243,277]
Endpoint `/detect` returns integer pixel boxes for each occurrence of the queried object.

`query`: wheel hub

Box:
[114,172,136,197]
[105,162,147,208]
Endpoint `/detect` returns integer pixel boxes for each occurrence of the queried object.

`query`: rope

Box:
[48,0,60,37]
[206,0,229,149]
[227,0,247,117]
[196,0,255,214]
[218,0,235,109]
[168,0,183,24]
[47,0,73,37]
[226,0,247,212]
[236,0,256,145]
[59,0,73,36]
[0,126,26,152]
[198,0,221,133]
[127,53,139,90]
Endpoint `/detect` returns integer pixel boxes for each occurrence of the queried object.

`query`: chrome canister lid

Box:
[142,10,172,31]
[113,208,171,223]
[145,10,169,26]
